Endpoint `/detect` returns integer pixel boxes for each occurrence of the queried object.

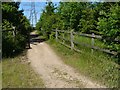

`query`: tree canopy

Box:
[2,2,32,57]
[36,1,120,53]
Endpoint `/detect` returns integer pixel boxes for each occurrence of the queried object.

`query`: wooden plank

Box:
[58,36,70,42]
[92,46,118,56]
[73,40,92,48]
[59,41,82,53]
[73,32,102,39]
[62,33,65,44]
[52,29,56,32]
[56,29,58,42]
[59,41,71,49]
[90,30,103,35]
[70,30,74,50]
[54,29,120,43]
[53,29,118,56]
[114,39,120,43]
[58,30,70,33]
[73,32,120,43]
[73,48,82,53]
[73,40,117,55]
[91,33,95,54]
[52,29,70,34]
[2,29,14,32]
[104,37,120,44]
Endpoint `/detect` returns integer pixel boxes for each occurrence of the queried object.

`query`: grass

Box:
[62,32,106,48]
[2,51,45,88]
[47,39,119,88]
[0,61,2,89]
[74,35,106,48]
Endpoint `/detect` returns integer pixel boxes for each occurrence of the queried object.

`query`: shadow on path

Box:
[26,33,46,49]
[30,34,46,44]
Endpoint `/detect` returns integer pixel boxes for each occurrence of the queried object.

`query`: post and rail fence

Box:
[2,27,30,48]
[53,29,119,56]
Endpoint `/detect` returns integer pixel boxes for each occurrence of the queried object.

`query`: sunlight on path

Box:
[27,41,106,88]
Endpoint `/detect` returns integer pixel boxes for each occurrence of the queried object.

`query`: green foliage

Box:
[97,3,120,52]
[79,4,97,33]
[36,2,56,39]
[2,2,32,57]
[36,2,120,54]
[58,2,87,30]
[48,39,119,88]
[2,53,45,88]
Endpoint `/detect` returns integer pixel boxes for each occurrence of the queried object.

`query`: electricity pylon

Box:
[29,2,37,27]
[22,2,38,48]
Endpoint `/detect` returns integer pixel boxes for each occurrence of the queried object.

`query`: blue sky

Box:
[19,1,60,27]
[18,0,102,26]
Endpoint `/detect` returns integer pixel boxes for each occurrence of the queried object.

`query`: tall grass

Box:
[2,52,45,88]
[58,32,118,62]
[74,35,106,48]
[0,62,2,89]
[47,39,119,88]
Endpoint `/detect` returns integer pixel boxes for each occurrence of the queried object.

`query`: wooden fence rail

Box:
[53,29,118,56]
[73,32,102,39]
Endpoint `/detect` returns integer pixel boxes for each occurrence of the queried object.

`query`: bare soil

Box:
[27,31,106,88]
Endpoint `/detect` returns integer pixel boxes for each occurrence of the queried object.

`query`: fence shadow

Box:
[26,33,46,49]
[30,38,45,44]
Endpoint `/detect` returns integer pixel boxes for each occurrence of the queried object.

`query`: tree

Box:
[97,3,120,52]
[36,2,55,39]
[79,3,97,33]
[36,1,120,54]
[58,2,86,31]
[2,2,31,57]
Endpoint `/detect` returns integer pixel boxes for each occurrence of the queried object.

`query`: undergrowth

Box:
[2,51,45,88]
[47,39,119,88]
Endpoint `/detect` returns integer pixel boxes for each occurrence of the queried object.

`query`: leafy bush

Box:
[36,2,120,56]
[2,2,31,57]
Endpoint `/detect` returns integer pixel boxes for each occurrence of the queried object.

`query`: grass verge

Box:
[2,51,45,88]
[47,39,119,88]
[0,61,2,89]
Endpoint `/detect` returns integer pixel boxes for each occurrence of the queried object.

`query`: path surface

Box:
[27,32,106,88]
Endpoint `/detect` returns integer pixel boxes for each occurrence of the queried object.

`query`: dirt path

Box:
[27,33,106,88]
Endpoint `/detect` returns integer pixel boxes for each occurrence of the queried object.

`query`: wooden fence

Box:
[2,27,17,43]
[2,28,30,48]
[53,29,119,56]
[2,27,16,36]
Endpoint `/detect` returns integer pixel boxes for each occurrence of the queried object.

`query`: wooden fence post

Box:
[12,26,16,42]
[56,28,58,42]
[63,33,65,44]
[70,29,74,50]
[28,28,30,49]
[91,33,95,54]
